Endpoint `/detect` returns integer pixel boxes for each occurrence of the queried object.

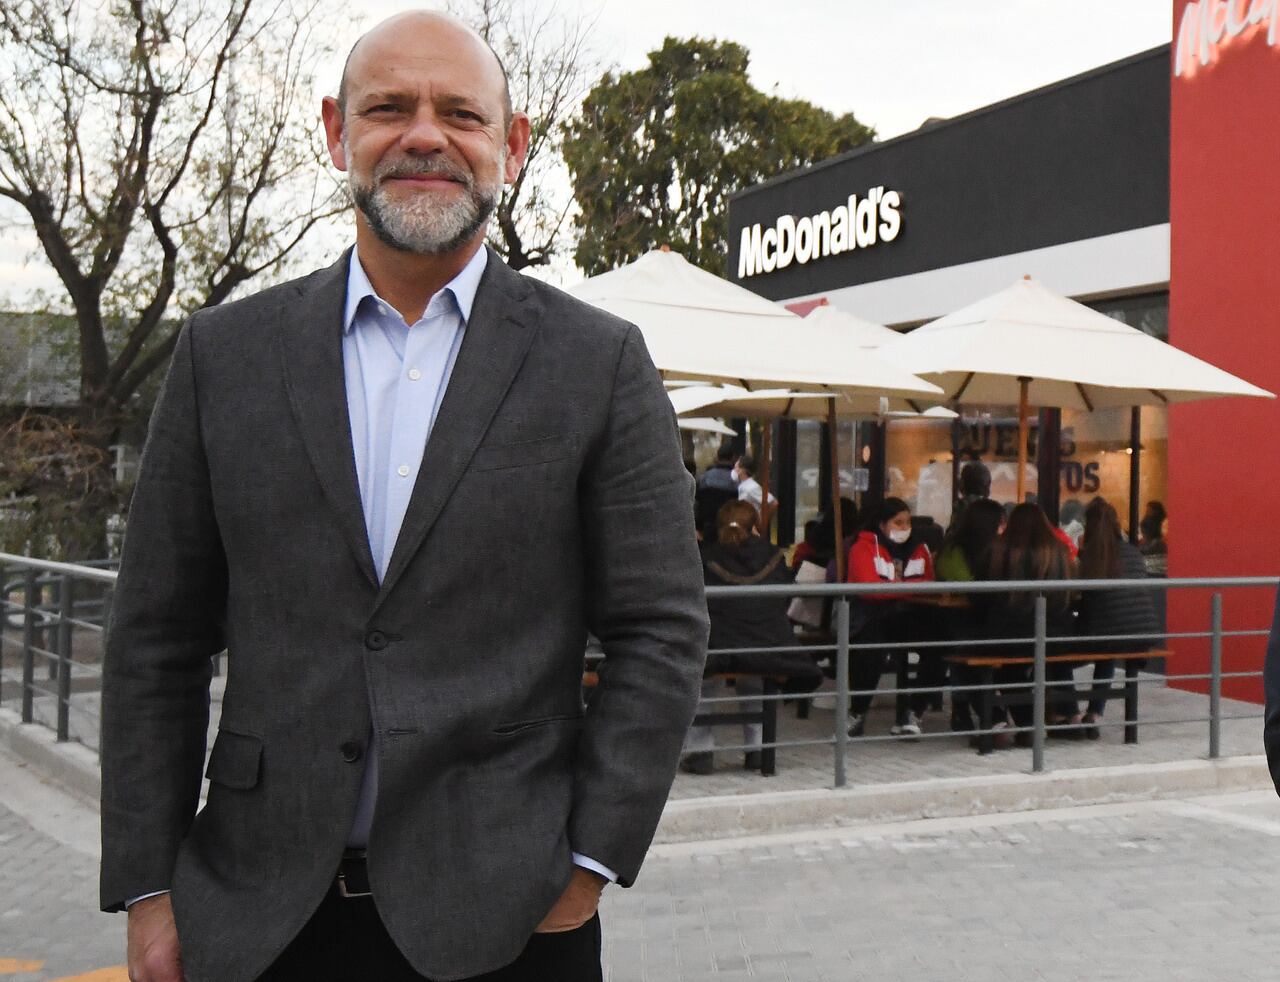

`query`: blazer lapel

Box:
[374,250,539,607]
[278,249,380,589]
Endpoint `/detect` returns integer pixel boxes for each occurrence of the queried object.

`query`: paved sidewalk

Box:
[604,790,1280,981]
[4,747,1280,981]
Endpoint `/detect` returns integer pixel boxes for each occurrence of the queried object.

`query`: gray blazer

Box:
[99,248,709,982]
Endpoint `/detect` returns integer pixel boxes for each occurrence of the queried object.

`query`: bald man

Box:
[99,12,707,982]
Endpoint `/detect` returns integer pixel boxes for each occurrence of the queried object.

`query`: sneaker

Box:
[890,712,923,741]
[847,713,865,738]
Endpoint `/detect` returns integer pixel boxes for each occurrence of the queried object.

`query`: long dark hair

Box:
[988,503,1071,584]
[874,497,911,531]
[1079,497,1123,579]
[951,497,1005,578]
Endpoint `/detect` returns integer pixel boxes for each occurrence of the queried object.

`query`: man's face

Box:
[321,16,529,256]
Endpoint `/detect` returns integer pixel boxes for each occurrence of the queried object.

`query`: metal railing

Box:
[1,550,1275,784]
[1,553,117,747]
[697,575,1277,785]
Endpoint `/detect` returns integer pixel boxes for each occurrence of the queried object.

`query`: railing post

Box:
[47,575,59,680]
[55,575,73,742]
[1209,591,1223,760]
[21,567,36,724]
[1032,595,1047,773]
[834,598,850,789]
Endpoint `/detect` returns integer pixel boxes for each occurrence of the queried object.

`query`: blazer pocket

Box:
[204,728,263,790]
[470,435,575,472]
[492,713,584,736]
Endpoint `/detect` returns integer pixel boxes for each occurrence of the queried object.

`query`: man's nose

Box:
[399,107,448,155]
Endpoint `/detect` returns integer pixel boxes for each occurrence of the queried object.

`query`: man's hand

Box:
[534,866,607,933]
[127,893,183,982]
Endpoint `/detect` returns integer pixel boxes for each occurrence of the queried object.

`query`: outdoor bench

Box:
[944,648,1170,754]
[582,669,785,775]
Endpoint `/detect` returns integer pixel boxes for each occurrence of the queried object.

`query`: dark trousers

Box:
[258,889,603,982]
[849,605,947,722]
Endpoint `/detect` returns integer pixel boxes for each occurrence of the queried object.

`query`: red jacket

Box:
[1053,526,1079,559]
[845,530,935,600]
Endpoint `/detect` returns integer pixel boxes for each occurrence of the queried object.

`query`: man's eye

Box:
[366,104,401,114]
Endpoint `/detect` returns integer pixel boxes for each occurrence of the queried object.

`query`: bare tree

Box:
[0,0,346,448]
[449,0,598,270]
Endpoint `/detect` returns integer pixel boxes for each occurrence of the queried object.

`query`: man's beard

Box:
[349,150,501,256]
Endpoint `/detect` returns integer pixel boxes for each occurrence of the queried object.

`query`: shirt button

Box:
[397,464,410,477]
[364,630,388,651]
[340,741,362,763]
[408,368,422,381]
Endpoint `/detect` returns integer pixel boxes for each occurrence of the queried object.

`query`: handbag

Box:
[786,560,828,629]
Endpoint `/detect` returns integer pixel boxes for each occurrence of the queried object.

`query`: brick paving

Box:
[0,793,123,981]
[603,791,1280,981]
[5,748,1280,981]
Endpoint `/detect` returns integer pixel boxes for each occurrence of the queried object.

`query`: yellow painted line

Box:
[49,970,129,982]
[0,960,45,974]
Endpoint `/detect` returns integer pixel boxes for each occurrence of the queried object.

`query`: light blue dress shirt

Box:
[341,246,616,884]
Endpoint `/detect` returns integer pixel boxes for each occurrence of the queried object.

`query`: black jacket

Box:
[1075,540,1159,653]
[1264,591,1280,795]
[703,538,822,683]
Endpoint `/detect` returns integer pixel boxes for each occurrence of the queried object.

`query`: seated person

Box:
[682,500,824,775]
[1075,497,1159,739]
[978,503,1079,741]
[936,497,1007,732]
[844,497,945,740]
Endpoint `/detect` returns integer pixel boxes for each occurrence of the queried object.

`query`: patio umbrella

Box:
[885,276,1274,503]
[573,248,944,577]
[678,417,738,437]
[568,249,944,399]
[668,384,958,422]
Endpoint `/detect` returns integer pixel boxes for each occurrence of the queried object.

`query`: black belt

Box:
[335,849,372,898]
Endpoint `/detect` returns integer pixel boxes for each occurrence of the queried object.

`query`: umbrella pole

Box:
[828,399,846,582]
[1016,377,1031,504]
[1128,407,1142,544]
[759,421,773,539]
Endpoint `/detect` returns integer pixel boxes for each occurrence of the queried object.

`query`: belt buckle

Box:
[336,850,372,898]
[336,873,372,899]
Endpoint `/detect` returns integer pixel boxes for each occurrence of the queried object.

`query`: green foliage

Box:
[0,414,122,561]
[563,37,874,276]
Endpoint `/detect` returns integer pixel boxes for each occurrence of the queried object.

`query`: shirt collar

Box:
[343,245,488,333]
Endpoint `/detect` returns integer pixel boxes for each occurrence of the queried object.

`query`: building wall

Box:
[1168,0,1280,701]
[727,47,1170,321]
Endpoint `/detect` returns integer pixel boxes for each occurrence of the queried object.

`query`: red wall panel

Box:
[1168,0,1280,701]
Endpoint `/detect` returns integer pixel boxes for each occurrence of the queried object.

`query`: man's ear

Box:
[503,111,531,184]
[321,96,348,172]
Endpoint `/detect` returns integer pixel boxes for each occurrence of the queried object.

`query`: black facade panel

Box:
[727,46,1170,300]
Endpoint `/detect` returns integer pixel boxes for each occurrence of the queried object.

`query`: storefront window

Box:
[886,410,1040,528]
[794,419,864,533]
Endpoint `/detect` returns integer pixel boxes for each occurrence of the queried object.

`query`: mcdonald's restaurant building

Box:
[726,8,1280,700]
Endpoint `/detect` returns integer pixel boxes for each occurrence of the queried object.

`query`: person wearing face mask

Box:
[734,455,777,518]
[843,498,944,738]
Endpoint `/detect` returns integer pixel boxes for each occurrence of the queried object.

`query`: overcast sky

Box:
[1,1,1172,299]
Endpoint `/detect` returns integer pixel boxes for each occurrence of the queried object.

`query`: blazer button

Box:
[364,630,388,651]
[340,741,362,763]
